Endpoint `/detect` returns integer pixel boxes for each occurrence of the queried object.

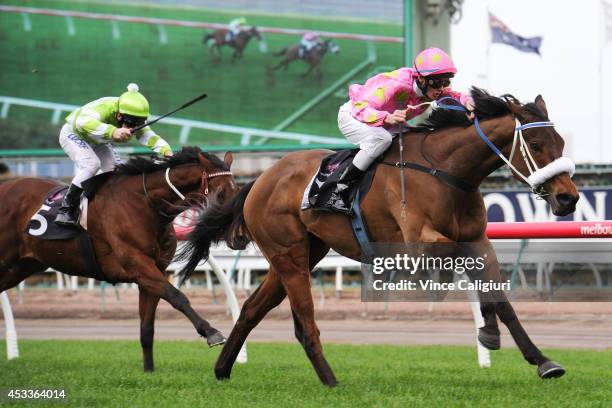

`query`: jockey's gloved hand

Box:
[112,127,131,142]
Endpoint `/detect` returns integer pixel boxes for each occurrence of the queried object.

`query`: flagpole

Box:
[484,7,492,90]
[599,1,605,163]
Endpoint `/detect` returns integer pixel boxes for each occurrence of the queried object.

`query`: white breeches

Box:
[337,102,393,170]
[59,124,121,188]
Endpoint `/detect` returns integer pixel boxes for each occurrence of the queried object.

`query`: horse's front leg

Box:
[476,238,564,378]
[133,257,226,347]
[138,288,160,372]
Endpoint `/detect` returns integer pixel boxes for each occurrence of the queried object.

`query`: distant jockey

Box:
[300,31,321,58]
[331,47,475,213]
[227,17,246,43]
[55,83,172,226]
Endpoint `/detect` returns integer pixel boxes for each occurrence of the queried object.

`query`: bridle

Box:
[142,166,233,203]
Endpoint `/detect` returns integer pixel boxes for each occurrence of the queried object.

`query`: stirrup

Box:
[55,211,79,227]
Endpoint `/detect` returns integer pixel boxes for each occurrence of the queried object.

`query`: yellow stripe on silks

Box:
[373,87,385,103]
[395,91,409,103]
[353,101,369,109]
[366,112,380,123]
[383,70,400,78]
[146,135,161,149]
[159,145,172,156]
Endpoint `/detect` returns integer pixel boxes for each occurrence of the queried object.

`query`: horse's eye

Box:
[530,142,541,152]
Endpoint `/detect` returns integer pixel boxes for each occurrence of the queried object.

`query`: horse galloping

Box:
[203,26,263,63]
[179,89,579,386]
[0,147,237,372]
[269,40,340,78]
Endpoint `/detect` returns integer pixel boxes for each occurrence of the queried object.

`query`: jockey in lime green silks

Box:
[55,83,173,227]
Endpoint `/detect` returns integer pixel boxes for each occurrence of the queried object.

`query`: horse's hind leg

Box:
[274,243,337,387]
[136,260,224,347]
[138,289,160,372]
[215,271,286,380]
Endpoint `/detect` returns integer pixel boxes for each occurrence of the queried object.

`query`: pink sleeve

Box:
[349,77,400,127]
[442,89,473,108]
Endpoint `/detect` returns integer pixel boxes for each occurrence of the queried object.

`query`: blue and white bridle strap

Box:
[474,117,575,190]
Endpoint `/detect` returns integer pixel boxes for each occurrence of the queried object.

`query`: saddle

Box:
[301,149,377,214]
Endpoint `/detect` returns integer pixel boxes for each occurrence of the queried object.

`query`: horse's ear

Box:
[534,95,549,118]
[503,96,524,120]
[223,151,234,168]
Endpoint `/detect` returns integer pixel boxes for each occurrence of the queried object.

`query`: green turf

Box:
[0,340,610,407]
[0,0,403,149]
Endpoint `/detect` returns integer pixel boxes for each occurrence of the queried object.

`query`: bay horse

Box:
[203,26,263,63]
[0,147,237,372]
[269,40,340,78]
[178,89,579,386]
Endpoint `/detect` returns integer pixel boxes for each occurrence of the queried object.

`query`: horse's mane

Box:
[425,87,548,130]
[115,146,228,175]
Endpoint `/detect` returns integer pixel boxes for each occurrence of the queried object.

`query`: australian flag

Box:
[489,13,542,55]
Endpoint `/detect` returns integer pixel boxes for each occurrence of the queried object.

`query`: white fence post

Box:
[206,255,247,364]
[1,292,19,360]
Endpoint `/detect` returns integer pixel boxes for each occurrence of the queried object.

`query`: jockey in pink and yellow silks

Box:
[330,47,475,213]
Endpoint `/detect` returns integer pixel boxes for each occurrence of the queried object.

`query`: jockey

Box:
[332,47,474,213]
[300,31,320,57]
[227,17,246,42]
[55,83,173,227]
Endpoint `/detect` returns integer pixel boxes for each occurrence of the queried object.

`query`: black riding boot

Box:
[54,184,83,227]
[327,163,364,214]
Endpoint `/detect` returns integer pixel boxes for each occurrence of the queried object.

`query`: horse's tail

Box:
[272,47,287,57]
[175,180,255,285]
[203,33,216,47]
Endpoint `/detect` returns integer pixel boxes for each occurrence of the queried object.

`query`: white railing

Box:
[0,6,403,44]
[0,96,344,146]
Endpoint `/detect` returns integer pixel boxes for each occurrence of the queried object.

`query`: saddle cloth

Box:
[26,173,111,240]
[26,186,88,239]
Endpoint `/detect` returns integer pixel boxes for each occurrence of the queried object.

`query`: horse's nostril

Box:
[556,193,577,207]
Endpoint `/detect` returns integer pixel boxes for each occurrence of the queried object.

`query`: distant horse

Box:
[179,89,578,386]
[203,26,264,63]
[0,147,237,372]
[269,40,340,78]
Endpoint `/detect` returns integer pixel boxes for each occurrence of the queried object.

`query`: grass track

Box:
[0,340,610,407]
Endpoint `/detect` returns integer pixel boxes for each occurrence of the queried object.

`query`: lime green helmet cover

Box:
[118,83,149,118]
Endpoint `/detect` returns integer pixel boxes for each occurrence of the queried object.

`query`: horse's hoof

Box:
[207,331,226,347]
[215,367,231,380]
[538,361,566,379]
[478,328,501,350]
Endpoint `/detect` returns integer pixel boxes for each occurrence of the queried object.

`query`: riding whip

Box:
[132,93,208,132]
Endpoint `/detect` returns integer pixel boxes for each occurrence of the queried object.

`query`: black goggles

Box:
[427,77,451,89]
[122,115,146,128]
